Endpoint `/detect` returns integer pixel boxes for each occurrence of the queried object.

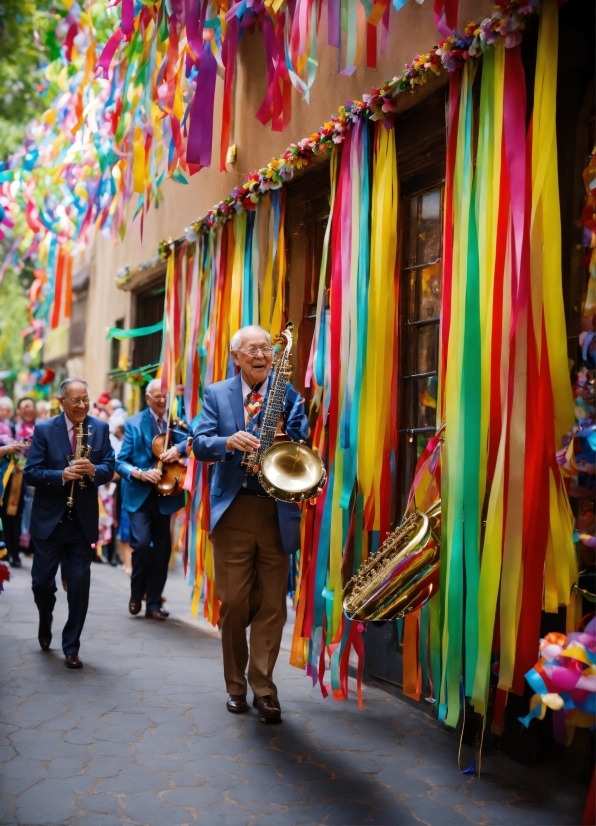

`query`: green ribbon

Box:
[106,321,163,340]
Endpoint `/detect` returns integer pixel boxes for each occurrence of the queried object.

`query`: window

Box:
[285,164,331,400]
[110,318,124,371]
[398,186,443,513]
[131,282,165,370]
[69,289,88,356]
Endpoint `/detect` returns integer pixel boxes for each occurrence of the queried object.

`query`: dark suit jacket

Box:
[24,413,115,545]
[192,373,309,555]
[116,407,188,515]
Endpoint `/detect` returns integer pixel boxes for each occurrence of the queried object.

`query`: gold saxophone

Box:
[241,323,326,503]
[342,500,442,622]
[66,422,93,509]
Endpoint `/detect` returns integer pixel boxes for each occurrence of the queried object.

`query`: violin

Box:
[151,417,189,496]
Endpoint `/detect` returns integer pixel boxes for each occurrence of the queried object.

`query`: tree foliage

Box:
[0,268,30,373]
[0,1,54,159]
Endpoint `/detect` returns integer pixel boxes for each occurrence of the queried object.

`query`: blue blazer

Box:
[192,372,309,555]
[24,413,115,545]
[116,407,188,515]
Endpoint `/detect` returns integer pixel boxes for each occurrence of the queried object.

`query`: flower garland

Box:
[181,0,547,238]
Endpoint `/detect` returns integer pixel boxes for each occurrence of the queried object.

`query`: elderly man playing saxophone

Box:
[192,325,308,723]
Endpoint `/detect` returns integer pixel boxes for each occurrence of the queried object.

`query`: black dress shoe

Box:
[129,598,142,615]
[226,694,249,714]
[9,557,22,568]
[253,695,282,723]
[145,609,167,621]
[65,654,83,669]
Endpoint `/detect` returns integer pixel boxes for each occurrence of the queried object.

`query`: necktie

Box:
[244,392,264,437]
[157,417,165,433]
[71,427,77,455]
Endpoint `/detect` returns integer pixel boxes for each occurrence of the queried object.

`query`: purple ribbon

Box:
[187,41,217,167]
[328,0,340,48]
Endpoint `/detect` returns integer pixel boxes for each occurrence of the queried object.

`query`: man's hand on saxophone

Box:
[62,464,83,484]
[62,458,96,484]
[226,431,260,453]
[74,458,95,478]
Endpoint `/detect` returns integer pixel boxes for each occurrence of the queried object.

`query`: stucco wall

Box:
[81,0,492,397]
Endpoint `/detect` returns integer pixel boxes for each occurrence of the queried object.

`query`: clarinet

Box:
[66,423,93,509]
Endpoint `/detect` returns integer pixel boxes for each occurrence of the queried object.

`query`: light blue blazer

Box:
[192,372,309,555]
[116,407,188,515]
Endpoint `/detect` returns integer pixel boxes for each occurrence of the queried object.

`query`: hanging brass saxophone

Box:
[66,423,93,509]
[241,323,326,503]
[342,500,442,622]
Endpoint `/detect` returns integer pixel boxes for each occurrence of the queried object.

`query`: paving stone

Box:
[75,793,122,815]
[71,815,125,826]
[15,776,95,824]
[86,739,134,757]
[84,755,131,778]
[162,786,224,807]
[96,766,171,794]
[121,792,193,826]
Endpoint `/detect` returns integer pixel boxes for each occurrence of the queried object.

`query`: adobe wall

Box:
[83,0,492,397]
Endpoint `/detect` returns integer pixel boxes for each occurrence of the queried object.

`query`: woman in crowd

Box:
[0,397,15,443]
[35,400,49,421]
[0,398,38,566]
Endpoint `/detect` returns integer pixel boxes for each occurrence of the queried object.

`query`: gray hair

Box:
[58,378,89,398]
[230,325,271,352]
[0,397,13,410]
[145,378,162,395]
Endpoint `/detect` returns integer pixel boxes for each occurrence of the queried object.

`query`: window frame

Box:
[397,183,444,516]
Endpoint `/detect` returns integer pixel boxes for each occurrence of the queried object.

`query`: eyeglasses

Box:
[147,392,168,402]
[62,397,90,407]
[238,347,274,357]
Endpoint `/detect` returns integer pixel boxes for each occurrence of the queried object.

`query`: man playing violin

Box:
[116,379,188,621]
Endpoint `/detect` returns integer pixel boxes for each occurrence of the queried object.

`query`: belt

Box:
[238,487,270,499]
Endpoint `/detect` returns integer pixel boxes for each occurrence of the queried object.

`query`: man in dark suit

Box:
[24,378,115,668]
[116,379,188,621]
[192,325,308,723]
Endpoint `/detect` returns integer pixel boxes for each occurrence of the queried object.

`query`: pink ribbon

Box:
[96,28,124,78]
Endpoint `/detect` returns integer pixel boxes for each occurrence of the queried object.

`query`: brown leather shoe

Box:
[253,695,282,723]
[38,633,52,651]
[129,598,142,615]
[38,616,52,650]
[145,609,167,621]
[226,694,249,714]
[65,654,83,669]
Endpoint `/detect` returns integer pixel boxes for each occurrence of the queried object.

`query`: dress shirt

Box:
[149,408,167,432]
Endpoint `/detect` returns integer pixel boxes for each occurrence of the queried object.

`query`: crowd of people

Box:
[1,327,308,723]
[0,388,132,573]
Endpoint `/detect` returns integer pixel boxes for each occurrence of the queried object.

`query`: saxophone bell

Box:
[342,500,442,622]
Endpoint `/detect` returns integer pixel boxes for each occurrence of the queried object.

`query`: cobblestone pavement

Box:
[0,556,586,826]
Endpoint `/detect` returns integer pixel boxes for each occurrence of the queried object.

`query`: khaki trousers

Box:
[211,493,290,699]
